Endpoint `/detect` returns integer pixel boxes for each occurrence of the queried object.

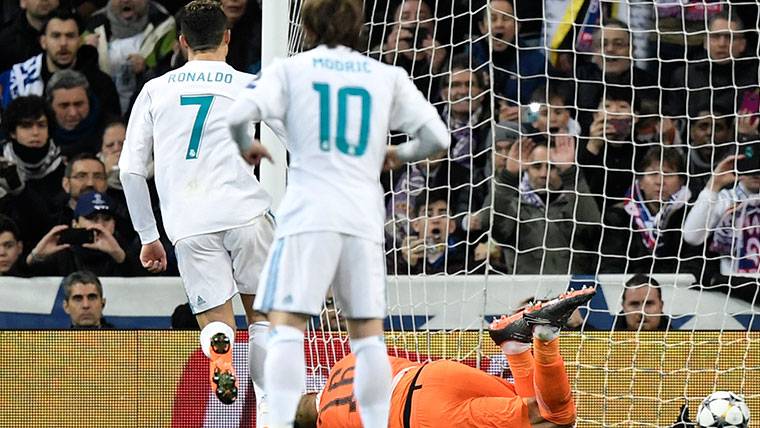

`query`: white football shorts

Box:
[254,231,387,319]
[176,213,275,314]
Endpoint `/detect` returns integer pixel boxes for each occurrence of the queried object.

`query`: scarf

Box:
[576,0,601,52]
[519,171,549,208]
[3,54,44,108]
[443,106,483,169]
[711,186,760,273]
[2,140,62,181]
[388,163,429,218]
[105,1,151,39]
[623,181,691,252]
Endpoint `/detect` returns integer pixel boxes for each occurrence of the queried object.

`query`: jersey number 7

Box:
[313,83,371,156]
[180,95,215,160]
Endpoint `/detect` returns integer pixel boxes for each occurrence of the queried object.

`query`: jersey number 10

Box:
[313,83,371,156]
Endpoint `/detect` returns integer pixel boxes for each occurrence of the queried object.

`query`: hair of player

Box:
[45,69,90,104]
[709,10,745,32]
[62,270,103,301]
[42,7,82,35]
[65,152,105,178]
[293,392,318,428]
[0,214,21,242]
[1,95,54,136]
[301,0,364,50]
[439,52,486,92]
[637,146,686,178]
[177,0,228,52]
[623,274,662,302]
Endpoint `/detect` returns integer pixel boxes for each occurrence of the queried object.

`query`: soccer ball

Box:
[696,391,751,428]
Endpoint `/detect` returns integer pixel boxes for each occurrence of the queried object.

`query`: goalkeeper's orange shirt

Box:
[316,354,531,428]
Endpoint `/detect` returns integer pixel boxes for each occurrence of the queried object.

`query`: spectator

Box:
[56,152,107,224]
[470,0,547,118]
[570,19,658,134]
[98,119,125,190]
[84,0,175,112]
[377,0,447,99]
[387,190,474,275]
[491,136,600,274]
[684,110,733,198]
[0,8,120,118]
[0,0,60,71]
[666,11,757,118]
[601,147,692,274]
[683,153,760,304]
[61,270,114,328]
[222,0,262,74]
[46,69,110,157]
[525,85,581,136]
[0,96,65,204]
[0,214,28,277]
[26,190,139,276]
[635,99,681,147]
[578,88,644,210]
[0,2,22,25]
[439,53,490,174]
[613,274,670,331]
[171,302,200,330]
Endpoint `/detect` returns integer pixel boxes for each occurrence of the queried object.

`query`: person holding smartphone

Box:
[26,191,139,276]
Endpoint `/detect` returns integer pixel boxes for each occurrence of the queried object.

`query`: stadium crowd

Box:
[0,0,758,305]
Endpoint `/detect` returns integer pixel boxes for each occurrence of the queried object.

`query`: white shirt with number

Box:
[236,45,440,243]
[120,60,271,244]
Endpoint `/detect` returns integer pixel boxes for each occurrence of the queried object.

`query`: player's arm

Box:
[227,61,288,152]
[119,87,166,273]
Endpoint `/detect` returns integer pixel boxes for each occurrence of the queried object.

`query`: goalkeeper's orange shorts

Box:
[400,359,531,428]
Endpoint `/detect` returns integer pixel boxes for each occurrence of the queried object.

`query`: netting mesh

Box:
[276,0,760,426]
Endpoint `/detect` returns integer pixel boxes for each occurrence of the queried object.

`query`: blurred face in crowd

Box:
[688,113,731,148]
[40,18,81,69]
[622,284,664,331]
[51,86,90,131]
[707,18,746,63]
[638,160,683,205]
[0,231,22,275]
[396,0,434,34]
[75,213,116,235]
[493,139,515,172]
[111,0,149,21]
[63,159,108,203]
[101,123,126,158]
[411,199,454,245]
[527,145,561,191]
[478,0,515,52]
[63,282,105,327]
[442,67,483,118]
[21,0,60,19]
[222,0,248,25]
[11,115,49,149]
[595,98,633,141]
[533,95,570,133]
[592,25,631,75]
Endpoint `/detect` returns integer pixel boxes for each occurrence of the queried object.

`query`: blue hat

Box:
[74,191,115,218]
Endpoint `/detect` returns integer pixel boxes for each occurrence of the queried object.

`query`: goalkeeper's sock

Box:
[351,335,392,428]
[248,321,270,428]
[264,325,305,427]
[532,337,576,425]
[502,343,535,398]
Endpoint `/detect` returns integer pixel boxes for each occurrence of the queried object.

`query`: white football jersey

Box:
[121,60,271,244]
[239,45,441,243]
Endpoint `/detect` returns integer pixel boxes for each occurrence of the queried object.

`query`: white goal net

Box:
[274,0,760,426]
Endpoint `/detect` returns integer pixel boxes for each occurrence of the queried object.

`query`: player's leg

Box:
[253,232,341,428]
[175,233,240,405]
[334,235,392,428]
[224,214,275,426]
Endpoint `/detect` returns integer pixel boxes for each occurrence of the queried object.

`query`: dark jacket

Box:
[0,11,44,72]
[470,39,547,105]
[28,244,142,277]
[666,57,759,117]
[386,236,476,275]
[578,139,647,211]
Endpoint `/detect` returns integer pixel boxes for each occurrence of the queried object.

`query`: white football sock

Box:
[199,321,235,358]
[264,325,304,427]
[249,321,270,428]
[501,340,532,355]
[351,335,392,428]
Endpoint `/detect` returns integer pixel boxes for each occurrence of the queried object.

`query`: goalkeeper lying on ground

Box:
[290,287,594,428]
